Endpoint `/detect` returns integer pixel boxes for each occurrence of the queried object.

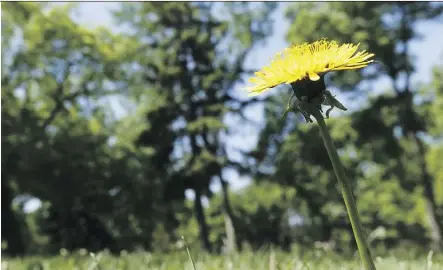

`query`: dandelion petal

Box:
[308,72,320,81]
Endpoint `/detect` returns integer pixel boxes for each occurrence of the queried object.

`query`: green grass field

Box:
[3,249,442,270]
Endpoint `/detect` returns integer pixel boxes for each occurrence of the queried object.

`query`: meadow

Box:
[3,248,442,270]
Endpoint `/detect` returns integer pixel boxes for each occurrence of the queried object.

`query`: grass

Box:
[2,248,443,270]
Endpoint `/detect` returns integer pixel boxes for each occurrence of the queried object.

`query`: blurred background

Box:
[2,1,443,264]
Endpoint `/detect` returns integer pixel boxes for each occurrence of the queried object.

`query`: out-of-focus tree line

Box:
[2,2,443,257]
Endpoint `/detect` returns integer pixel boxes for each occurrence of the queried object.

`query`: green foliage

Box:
[205,182,295,251]
[1,2,165,255]
[110,2,276,251]
[264,1,443,249]
[425,65,443,206]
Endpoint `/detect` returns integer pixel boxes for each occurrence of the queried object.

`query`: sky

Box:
[24,2,443,212]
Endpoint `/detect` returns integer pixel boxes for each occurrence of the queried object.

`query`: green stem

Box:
[311,109,376,270]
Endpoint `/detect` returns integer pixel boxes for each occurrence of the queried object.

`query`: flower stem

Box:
[310,109,376,270]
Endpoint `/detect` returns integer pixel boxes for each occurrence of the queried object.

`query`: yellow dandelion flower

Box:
[246,39,374,96]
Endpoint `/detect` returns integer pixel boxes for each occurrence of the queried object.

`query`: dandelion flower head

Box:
[246,39,375,96]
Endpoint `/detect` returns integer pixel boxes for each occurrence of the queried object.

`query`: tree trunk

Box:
[1,178,25,256]
[220,176,237,253]
[293,182,333,242]
[413,134,442,249]
[194,189,211,252]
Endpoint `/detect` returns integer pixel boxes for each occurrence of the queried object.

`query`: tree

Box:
[1,2,131,254]
[207,182,294,251]
[112,2,276,251]
[280,2,443,248]
[423,64,443,244]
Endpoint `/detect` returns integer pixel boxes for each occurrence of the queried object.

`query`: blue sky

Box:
[24,2,443,211]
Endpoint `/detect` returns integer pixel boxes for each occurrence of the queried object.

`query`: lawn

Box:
[2,248,442,270]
